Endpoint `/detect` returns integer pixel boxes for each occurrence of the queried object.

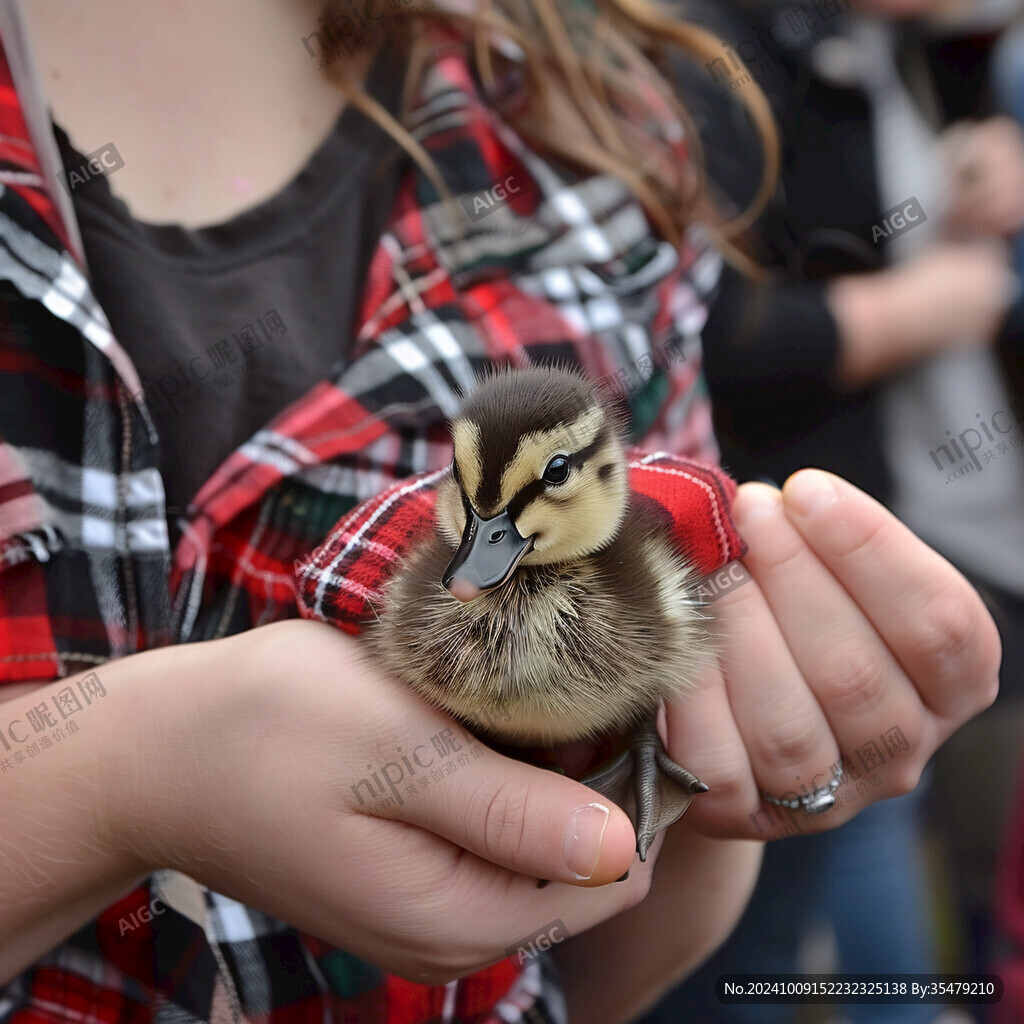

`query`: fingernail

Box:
[562,803,609,880]
[736,482,782,525]
[784,470,840,520]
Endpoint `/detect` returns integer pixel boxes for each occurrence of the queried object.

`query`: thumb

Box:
[367,742,638,886]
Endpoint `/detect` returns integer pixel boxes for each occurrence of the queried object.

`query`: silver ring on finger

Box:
[762,763,844,815]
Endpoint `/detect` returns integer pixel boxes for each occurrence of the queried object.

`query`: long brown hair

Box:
[317,0,777,260]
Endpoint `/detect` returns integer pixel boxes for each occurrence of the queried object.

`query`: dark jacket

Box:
[683,0,1024,498]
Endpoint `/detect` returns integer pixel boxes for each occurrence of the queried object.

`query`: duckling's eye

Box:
[543,455,570,485]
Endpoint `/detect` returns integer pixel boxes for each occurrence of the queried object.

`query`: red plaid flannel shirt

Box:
[0,14,732,1024]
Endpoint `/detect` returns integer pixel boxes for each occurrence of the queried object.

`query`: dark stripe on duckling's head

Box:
[453,367,598,515]
[447,366,630,566]
[505,421,611,520]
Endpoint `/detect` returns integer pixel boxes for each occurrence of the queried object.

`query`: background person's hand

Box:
[114,619,666,986]
[829,240,1017,387]
[665,469,1001,840]
[883,241,1018,350]
[943,116,1024,239]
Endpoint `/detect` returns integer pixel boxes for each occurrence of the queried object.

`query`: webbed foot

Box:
[580,716,707,862]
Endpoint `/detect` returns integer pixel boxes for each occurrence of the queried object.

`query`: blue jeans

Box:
[633,780,941,1024]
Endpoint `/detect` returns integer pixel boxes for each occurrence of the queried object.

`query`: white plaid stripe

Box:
[0,206,142,402]
[13,449,167,553]
[205,892,287,943]
[238,431,318,476]
[0,189,63,277]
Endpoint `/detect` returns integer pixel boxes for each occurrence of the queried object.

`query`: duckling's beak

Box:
[442,508,534,602]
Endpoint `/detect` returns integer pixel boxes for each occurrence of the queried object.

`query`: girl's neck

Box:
[19,0,371,228]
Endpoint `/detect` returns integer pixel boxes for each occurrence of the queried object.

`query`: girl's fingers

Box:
[339,800,663,984]
[353,727,637,887]
[780,471,1001,728]
[671,472,1000,841]
[342,750,667,981]
[704,542,841,813]
[730,483,925,794]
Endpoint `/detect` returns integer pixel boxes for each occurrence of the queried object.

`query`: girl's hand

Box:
[667,468,1001,839]
[115,619,661,985]
[105,468,1001,984]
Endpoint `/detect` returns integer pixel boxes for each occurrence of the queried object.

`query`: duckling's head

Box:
[438,366,629,602]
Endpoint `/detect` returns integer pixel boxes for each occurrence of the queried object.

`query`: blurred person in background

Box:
[635,0,1024,1021]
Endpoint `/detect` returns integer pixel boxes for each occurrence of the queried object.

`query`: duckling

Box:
[368,365,713,861]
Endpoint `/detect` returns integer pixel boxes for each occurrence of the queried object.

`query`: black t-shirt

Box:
[55,54,404,540]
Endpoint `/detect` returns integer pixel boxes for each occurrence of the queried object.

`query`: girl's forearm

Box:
[553,824,763,1024]
[0,643,212,983]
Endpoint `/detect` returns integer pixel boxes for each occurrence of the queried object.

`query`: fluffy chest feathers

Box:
[368,503,712,746]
